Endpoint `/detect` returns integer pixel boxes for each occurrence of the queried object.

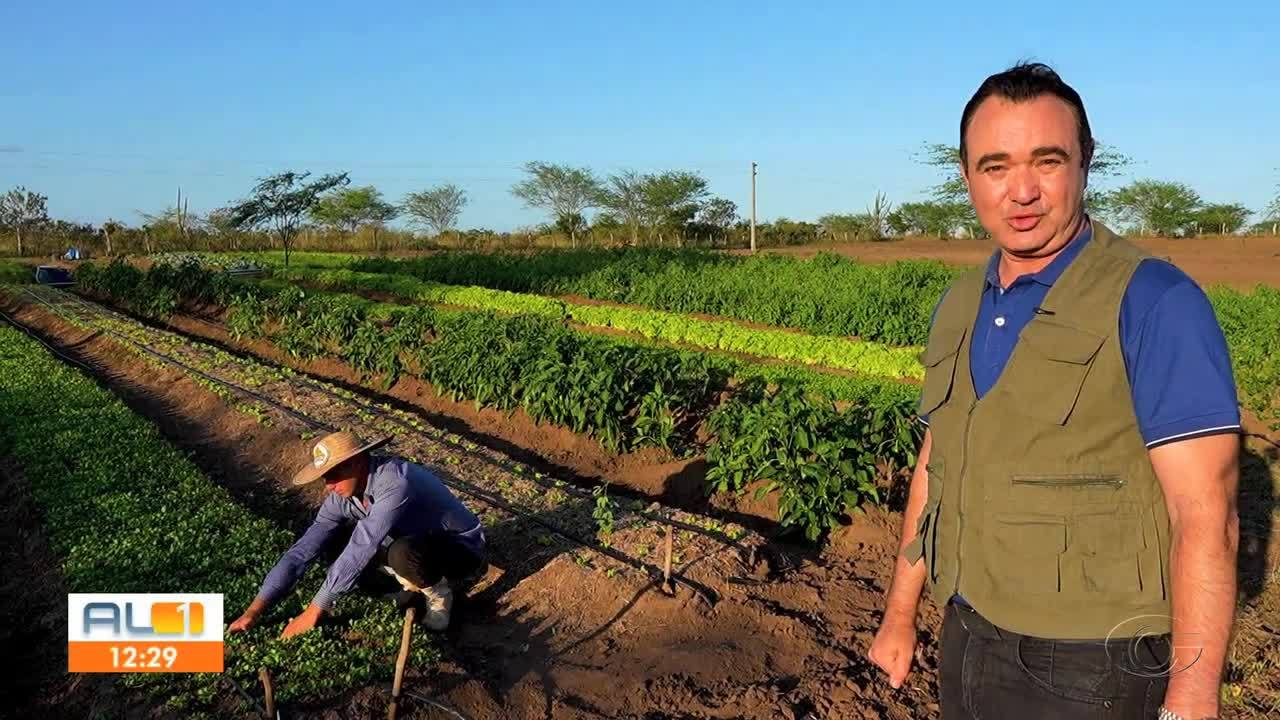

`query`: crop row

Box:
[229,248,957,346]
[0,321,437,714]
[77,260,922,540]
[1207,285,1280,429]
[266,266,926,380]
[207,249,1280,428]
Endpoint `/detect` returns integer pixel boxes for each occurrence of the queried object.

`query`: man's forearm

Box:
[1163,513,1239,717]
[885,543,929,623]
[883,430,933,623]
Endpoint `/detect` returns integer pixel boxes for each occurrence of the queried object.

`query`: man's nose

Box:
[1008,165,1040,205]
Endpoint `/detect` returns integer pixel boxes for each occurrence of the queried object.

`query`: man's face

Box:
[323,455,366,498]
[962,94,1088,258]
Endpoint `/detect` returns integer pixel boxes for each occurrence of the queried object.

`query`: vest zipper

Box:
[1010,475,1124,488]
[955,400,978,597]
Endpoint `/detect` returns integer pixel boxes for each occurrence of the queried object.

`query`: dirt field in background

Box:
[752,235,1280,290]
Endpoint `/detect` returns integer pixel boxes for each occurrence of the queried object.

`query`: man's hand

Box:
[228,597,269,634]
[868,613,918,688]
[281,604,325,640]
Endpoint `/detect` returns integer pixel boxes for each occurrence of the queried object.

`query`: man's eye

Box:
[983,165,1006,174]
[1039,158,1062,167]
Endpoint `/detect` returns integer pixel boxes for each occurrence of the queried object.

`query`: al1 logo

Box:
[67,593,224,673]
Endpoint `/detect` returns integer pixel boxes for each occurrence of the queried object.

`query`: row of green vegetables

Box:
[235,247,958,346]
[241,250,1279,431]
[267,266,925,380]
[77,260,922,540]
[1207,284,1280,429]
[0,323,437,714]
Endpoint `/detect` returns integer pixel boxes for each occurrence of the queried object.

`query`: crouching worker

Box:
[228,431,487,639]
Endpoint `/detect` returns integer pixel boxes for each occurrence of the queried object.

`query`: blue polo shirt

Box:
[921,221,1241,447]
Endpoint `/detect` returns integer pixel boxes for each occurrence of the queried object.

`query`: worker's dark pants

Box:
[357,534,486,594]
[940,599,1172,719]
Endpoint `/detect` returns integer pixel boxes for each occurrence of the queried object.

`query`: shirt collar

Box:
[984,217,1093,290]
[358,457,383,505]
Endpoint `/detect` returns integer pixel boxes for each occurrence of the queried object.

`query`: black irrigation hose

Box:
[22,288,328,432]
[21,287,720,604]
[0,305,97,374]
[56,288,750,555]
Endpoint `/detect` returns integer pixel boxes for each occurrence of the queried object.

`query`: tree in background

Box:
[309,186,399,233]
[403,183,467,240]
[511,162,600,247]
[698,197,738,232]
[818,193,891,241]
[0,186,49,256]
[137,205,201,254]
[640,171,709,243]
[887,201,974,237]
[229,171,350,267]
[1265,179,1280,234]
[1193,203,1251,235]
[101,218,123,256]
[597,170,646,245]
[1107,180,1202,236]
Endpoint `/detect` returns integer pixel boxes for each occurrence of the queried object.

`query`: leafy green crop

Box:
[271,267,926,380]
[71,260,936,538]
[1209,285,1280,429]
[345,248,960,346]
[0,324,437,714]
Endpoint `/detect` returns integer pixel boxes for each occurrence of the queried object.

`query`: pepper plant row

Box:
[0,322,437,714]
[268,266,926,380]
[77,260,923,540]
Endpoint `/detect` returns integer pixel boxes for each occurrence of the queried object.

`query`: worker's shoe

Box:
[420,580,453,631]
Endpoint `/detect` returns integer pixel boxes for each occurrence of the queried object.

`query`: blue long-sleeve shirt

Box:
[257,456,484,610]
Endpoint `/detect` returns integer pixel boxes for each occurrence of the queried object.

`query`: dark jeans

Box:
[358,534,486,595]
[940,600,1172,719]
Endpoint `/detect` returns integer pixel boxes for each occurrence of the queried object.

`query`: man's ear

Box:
[959,161,970,192]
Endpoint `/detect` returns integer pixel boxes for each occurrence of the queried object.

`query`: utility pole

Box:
[749,161,758,253]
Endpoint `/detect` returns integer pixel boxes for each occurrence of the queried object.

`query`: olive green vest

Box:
[905,222,1172,640]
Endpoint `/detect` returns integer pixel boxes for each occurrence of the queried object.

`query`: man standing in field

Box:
[868,63,1241,719]
[227,431,487,638]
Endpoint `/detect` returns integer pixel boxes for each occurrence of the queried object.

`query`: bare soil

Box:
[4,289,1277,719]
[1,293,941,719]
[745,235,1280,290]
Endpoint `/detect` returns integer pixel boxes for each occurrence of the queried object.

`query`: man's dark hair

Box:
[959,62,1094,170]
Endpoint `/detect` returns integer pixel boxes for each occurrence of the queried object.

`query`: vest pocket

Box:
[986,513,1067,593]
[917,327,966,417]
[1004,320,1105,425]
[1061,507,1146,594]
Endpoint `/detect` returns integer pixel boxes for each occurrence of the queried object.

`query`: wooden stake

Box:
[387,606,416,720]
[662,522,675,595]
[259,667,276,719]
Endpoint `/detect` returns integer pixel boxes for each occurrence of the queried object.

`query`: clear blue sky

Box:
[2,1,1277,230]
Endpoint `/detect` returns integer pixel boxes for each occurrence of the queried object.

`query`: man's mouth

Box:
[1007,214,1043,231]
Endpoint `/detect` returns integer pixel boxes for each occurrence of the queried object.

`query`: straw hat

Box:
[291,431,392,486]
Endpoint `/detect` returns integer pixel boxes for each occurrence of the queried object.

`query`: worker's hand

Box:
[228,597,269,634]
[228,611,258,634]
[868,613,918,689]
[280,604,324,640]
